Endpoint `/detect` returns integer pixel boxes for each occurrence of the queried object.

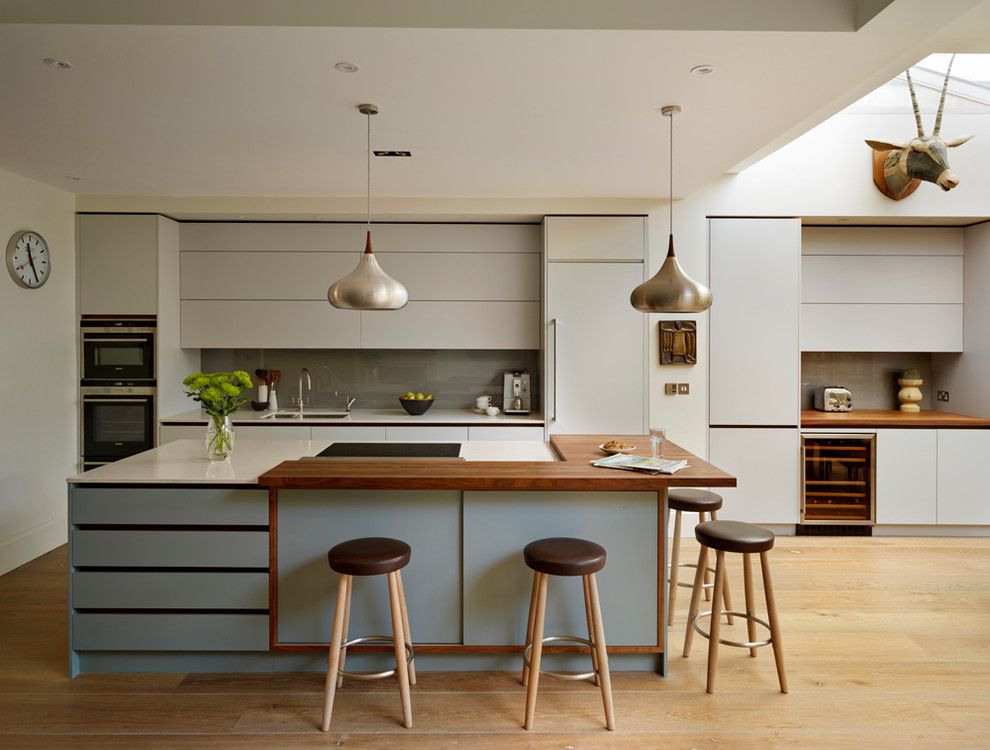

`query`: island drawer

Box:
[70,487,269,526]
[73,613,269,651]
[71,530,269,568]
[72,572,269,609]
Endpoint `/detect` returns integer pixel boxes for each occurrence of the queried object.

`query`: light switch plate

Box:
[677,383,690,395]
[664,383,677,395]
[937,391,950,402]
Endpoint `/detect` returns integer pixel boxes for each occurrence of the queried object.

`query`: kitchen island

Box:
[66,436,734,677]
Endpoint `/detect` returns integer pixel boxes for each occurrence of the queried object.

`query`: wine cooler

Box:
[801,434,876,525]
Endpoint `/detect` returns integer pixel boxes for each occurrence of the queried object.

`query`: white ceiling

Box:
[0,1,987,199]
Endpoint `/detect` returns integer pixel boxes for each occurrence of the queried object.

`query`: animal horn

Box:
[933,53,956,135]
[905,68,924,137]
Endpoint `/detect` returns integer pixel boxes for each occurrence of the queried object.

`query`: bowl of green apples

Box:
[399,391,434,415]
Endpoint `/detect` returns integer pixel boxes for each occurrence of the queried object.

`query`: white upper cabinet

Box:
[709,218,801,426]
[544,216,646,261]
[178,223,540,349]
[544,216,646,435]
[78,214,158,315]
[800,227,963,352]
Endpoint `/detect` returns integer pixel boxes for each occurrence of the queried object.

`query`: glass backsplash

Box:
[200,349,540,411]
[801,352,934,410]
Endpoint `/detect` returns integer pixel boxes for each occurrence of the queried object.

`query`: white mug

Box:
[476,395,491,410]
[485,406,500,416]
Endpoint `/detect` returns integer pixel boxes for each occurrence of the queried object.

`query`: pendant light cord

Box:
[668,110,674,238]
[366,111,371,232]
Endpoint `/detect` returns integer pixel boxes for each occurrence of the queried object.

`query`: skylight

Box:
[847,53,990,112]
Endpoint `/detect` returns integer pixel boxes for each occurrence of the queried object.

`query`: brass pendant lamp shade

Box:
[630,105,712,313]
[328,103,409,311]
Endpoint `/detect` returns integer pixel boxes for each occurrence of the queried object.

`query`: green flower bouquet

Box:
[183,370,253,460]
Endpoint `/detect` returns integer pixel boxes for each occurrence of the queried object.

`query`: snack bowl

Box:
[598,442,637,455]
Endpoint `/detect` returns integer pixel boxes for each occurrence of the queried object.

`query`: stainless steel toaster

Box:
[814,386,853,412]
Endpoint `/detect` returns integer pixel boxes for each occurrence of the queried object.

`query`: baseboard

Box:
[0,515,67,576]
[873,525,990,537]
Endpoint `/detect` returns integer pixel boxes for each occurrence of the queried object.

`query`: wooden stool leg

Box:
[396,570,416,686]
[760,551,788,694]
[682,545,709,657]
[387,571,413,728]
[706,550,726,694]
[583,574,600,686]
[523,572,548,730]
[742,553,758,658]
[336,574,352,688]
[321,574,350,732]
[711,511,734,625]
[521,570,540,686]
[666,510,682,626]
[587,573,616,731]
[700,512,712,601]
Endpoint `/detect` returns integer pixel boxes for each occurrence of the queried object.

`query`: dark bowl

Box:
[399,398,434,415]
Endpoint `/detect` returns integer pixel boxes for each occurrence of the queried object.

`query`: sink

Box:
[263,411,350,420]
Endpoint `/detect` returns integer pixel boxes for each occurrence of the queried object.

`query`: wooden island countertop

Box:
[258,434,736,491]
[801,409,990,429]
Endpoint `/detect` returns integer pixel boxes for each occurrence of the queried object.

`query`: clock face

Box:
[6,230,51,289]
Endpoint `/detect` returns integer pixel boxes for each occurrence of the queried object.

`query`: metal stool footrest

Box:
[522,635,599,681]
[691,611,773,649]
[672,562,718,590]
[337,634,415,681]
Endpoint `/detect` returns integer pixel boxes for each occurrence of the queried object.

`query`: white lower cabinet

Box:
[708,428,800,524]
[311,426,387,441]
[384,426,469,442]
[937,429,990,525]
[467,426,545,441]
[236,425,311,440]
[875,429,937,525]
[160,425,204,444]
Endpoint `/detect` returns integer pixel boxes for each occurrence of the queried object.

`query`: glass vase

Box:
[205,414,234,461]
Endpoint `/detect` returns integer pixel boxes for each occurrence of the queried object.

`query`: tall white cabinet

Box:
[708,218,801,524]
[543,216,647,435]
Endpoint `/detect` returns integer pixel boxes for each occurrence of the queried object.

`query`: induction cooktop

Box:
[313,442,463,459]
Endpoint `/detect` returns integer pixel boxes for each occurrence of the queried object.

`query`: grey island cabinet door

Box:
[71,530,268,568]
[275,490,462,645]
[70,487,268,526]
[462,491,657,647]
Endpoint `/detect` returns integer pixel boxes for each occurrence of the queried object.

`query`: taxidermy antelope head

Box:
[866,55,973,201]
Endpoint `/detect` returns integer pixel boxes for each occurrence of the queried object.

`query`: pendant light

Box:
[630,105,712,313]
[328,103,409,310]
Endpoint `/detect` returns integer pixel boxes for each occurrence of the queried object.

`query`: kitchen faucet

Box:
[334,390,357,412]
[296,368,312,415]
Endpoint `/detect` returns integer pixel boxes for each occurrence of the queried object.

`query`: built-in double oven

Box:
[80,317,157,471]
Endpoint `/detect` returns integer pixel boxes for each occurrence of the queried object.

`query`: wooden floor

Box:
[1,537,988,749]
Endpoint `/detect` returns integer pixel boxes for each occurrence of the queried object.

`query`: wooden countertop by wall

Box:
[801,409,990,429]
[257,434,736,491]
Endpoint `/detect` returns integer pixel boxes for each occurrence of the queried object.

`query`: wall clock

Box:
[6,230,51,289]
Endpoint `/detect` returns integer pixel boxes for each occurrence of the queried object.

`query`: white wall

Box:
[0,168,76,575]
[933,222,990,418]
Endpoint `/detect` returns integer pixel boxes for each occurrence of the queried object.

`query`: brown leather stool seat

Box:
[695,520,774,554]
[328,537,411,576]
[668,488,723,513]
[524,537,607,577]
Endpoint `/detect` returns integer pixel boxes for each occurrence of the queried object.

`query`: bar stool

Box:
[682,520,787,694]
[521,537,615,731]
[667,489,734,627]
[321,537,415,731]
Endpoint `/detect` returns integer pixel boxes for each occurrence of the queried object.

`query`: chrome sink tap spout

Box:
[297,368,312,415]
[334,390,357,412]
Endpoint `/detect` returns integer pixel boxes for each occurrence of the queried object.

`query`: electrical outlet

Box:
[664,383,677,395]
[937,390,950,402]
[677,383,690,395]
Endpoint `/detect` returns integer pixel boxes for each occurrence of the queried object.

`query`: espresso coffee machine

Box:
[502,371,531,414]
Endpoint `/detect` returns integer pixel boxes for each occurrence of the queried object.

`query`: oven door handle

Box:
[83,398,152,404]
[83,337,151,344]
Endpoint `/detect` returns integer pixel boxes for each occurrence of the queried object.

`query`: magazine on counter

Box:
[591,454,689,475]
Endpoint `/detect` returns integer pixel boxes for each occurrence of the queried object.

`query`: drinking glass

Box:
[649,427,666,459]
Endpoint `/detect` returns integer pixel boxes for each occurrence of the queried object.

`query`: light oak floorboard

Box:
[0,539,987,748]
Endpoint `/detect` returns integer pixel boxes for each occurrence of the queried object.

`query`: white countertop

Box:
[160,407,545,426]
[68,438,557,484]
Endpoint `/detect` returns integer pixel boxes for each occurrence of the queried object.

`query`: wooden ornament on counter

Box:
[897,369,923,413]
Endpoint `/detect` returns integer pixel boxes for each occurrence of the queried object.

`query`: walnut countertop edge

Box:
[801,409,990,428]
[257,434,737,491]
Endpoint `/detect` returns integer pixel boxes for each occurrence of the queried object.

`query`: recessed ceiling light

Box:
[43,57,73,70]
[64,175,80,181]
[835,217,849,222]
[334,61,359,73]
[238,215,249,219]
[373,150,412,157]
[690,64,715,76]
